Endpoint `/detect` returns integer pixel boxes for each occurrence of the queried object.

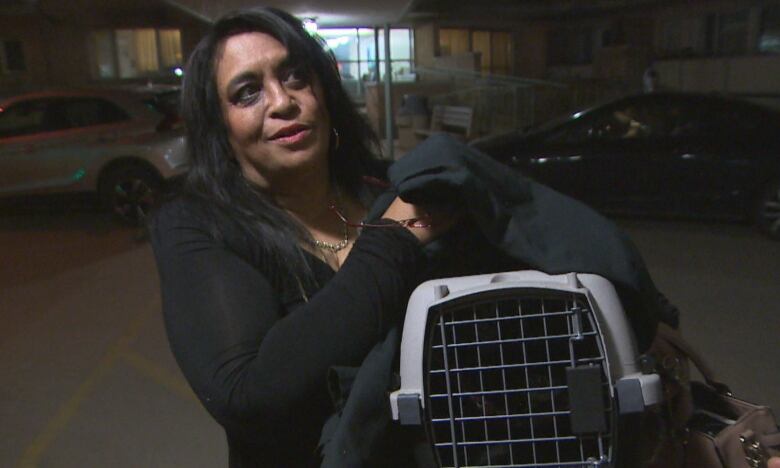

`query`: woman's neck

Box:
[277,188,330,222]
[274,176,366,271]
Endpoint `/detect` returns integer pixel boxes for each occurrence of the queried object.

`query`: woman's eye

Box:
[284,68,309,88]
[233,85,261,106]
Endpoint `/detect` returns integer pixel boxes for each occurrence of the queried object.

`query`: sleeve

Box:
[149,201,425,433]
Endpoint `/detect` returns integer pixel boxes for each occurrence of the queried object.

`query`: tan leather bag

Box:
[647,323,780,468]
[686,381,780,468]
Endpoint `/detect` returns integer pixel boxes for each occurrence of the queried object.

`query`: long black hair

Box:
[179,7,380,291]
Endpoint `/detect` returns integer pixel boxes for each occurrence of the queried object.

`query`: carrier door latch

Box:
[616,372,663,414]
[389,392,422,425]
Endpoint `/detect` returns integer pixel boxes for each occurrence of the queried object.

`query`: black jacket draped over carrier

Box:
[318,134,678,467]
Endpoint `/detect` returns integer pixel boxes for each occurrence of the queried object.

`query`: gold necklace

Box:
[310,221,349,253]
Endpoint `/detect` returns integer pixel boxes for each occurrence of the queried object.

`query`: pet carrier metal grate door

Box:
[390,271,663,468]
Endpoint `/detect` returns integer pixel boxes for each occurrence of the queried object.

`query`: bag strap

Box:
[761,431,780,449]
[654,322,732,395]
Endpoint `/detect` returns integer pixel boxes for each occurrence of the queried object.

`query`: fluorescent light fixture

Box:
[325,36,351,49]
[303,18,318,35]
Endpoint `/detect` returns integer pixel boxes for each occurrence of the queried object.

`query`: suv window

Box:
[60,98,129,128]
[543,117,592,145]
[144,90,180,118]
[0,99,61,138]
[665,100,767,138]
[703,102,767,136]
[588,101,671,140]
[543,99,672,145]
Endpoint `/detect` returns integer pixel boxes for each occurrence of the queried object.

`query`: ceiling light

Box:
[303,18,318,35]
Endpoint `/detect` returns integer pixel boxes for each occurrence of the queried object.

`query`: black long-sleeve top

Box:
[149,198,426,467]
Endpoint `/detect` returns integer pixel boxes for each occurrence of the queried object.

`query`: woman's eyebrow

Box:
[226,71,258,93]
[276,55,301,72]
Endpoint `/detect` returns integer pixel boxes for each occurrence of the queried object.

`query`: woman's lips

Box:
[269,125,311,145]
[274,128,310,145]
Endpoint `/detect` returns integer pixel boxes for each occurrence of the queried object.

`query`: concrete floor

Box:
[622,218,780,413]
[1,204,778,467]
[1,207,226,468]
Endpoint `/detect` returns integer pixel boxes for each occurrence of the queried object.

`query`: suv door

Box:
[533,97,676,213]
[0,97,129,195]
[0,98,70,193]
[665,99,771,217]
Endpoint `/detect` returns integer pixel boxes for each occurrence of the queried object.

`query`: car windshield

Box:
[526,95,629,135]
[143,90,180,117]
[530,110,584,133]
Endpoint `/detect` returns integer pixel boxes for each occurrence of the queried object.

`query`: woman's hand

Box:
[381,196,457,245]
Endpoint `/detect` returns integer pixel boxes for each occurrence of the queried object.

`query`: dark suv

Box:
[472,92,780,239]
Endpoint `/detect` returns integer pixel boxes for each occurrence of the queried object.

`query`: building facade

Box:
[0,0,208,94]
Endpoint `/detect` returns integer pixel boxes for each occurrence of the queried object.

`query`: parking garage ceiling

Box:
[1,0,682,26]
[410,0,670,21]
[168,0,416,27]
[167,0,673,26]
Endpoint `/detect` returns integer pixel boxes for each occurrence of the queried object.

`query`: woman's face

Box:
[215,31,331,190]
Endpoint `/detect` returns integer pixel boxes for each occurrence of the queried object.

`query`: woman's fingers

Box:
[381,196,457,244]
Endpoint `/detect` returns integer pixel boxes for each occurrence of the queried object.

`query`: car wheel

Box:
[756,178,780,239]
[99,164,162,225]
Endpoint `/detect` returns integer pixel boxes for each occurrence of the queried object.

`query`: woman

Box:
[149,7,450,467]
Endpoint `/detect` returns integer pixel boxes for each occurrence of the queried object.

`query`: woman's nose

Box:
[267,83,296,116]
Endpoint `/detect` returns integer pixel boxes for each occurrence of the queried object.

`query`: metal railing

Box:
[412,66,636,138]
[413,66,566,137]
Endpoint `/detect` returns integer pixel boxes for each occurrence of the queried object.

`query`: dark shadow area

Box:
[609,212,753,233]
[1,192,99,215]
[0,194,144,287]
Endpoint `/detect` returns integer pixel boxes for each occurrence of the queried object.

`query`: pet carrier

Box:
[389,270,663,468]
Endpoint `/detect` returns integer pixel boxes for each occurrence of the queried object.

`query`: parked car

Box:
[0,87,187,224]
[472,92,780,239]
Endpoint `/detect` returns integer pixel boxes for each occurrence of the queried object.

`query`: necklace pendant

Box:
[313,237,348,253]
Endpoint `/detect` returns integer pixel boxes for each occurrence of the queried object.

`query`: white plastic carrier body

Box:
[389,270,662,422]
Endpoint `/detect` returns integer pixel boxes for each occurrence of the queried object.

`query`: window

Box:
[89,28,183,79]
[0,100,59,138]
[547,27,593,66]
[316,27,414,101]
[759,5,780,54]
[438,28,512,75]
[439,28,469,55]
[601,26,624,47]
[657,16,708,57]
[543,117,593,145]
[544,100,673,145]
[158,30,183,67]
[0,39,26,74]
[116,29,159,76]
[59,98,129,128]
[657,11,750,57]
[676,101,769,138]
[0,101,46,138]
[378,29,414,80]
[491,32,512,75]
[0,97,130,139]
[713,10,749,55]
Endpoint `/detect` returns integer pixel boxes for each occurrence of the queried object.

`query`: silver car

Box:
[0,87,188,223]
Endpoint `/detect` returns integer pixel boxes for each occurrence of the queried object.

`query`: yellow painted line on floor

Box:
[120,349,199,404]
[15,311,150,468]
